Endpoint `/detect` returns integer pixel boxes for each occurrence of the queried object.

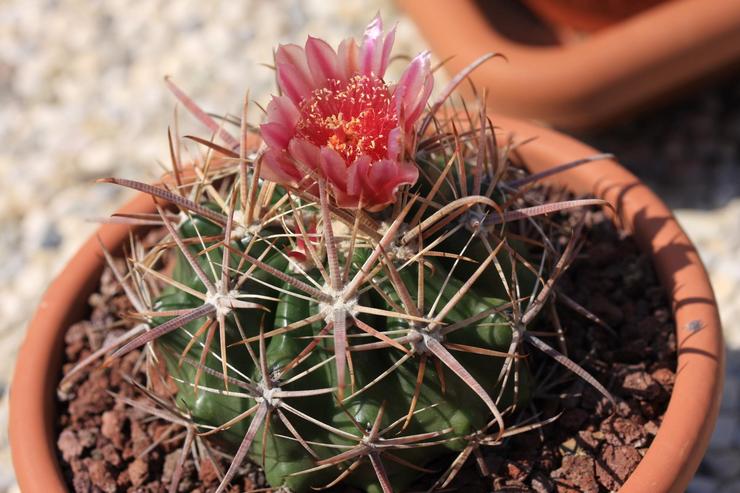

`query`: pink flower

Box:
[260,14,433,211]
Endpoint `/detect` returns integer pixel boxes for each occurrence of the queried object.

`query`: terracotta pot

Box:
[522,0,668,31]
[9,116,723,492]
[398,0,740,129]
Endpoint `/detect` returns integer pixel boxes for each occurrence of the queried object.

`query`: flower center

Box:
[296,74,397,164]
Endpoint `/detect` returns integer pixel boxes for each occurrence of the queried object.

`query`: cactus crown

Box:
[61,16,615,493]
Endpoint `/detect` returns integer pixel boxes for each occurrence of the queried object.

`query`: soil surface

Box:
[440,209,675,492]
[56,210,676,492]
[56,259,266,493]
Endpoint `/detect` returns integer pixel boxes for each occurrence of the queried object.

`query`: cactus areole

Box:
[75,14,623,493]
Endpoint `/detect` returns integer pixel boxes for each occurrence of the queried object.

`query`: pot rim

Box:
[398,0,740,129]
[9,115,723,493]
[520,0,666,32]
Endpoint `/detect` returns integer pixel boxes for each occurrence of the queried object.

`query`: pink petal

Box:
[393,51,433,128]
[395,160,420,185]
[333,188,360,209]
[386,127,403,160]
[276,44,313,104]
[362,159,419,211]
[260,122,293,151]
[262,150,300,185]
[277,63,312,105]
[319,146,348,192]
[346,156,370,196]
[405,69,433,125]
[276,44,311,77]
[288,138,321,171]
[379,23,397,78]
[265,95,299,128]
[360,14,383,77]
[305,36,340,86]
[337,37,359,80]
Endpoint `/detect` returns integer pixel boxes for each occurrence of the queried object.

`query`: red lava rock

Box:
[100,410,125,449]
[506,460,529,480]
[622,371,661,400]
[536,444,559,471]
[150,421,175,444]
[128,457,149,487]
[577,430,602,450]
[643,420,660,435]
[64,322,90,361]
[77,428,97,448]
[651,367,676,392]
[199,457,220,485]
[602,417,646,447]
[57,429,83,462]
[595,444,643,490]
[162,450,182,483]
[72,470,91,492]
[86,458,117,493]
[551,455,599,493]
[100,443,122,467]
[129,418,150,457]
[531,471,555,493]
[116,469,130,487]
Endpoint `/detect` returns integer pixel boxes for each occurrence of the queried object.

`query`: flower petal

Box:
[333,188,360,209]
[386,127,403,161]
[288,138,321,171]
[337,37,359,80]
[393,51,433,129]
[319,146,348,192]
[305,36,340,85]
[361,159,419,211]
[379,23,396,78]
[360,14,383,77]
[261,122,293,151]
[262,150,300,185]
[346,155,370,196]
[265,95,299,128]
[277,63,312,105]
[276,44,313,104]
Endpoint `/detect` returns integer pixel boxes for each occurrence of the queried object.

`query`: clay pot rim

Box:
[9,115,723,493]
[520,0,666,32]
[398,0,740,129]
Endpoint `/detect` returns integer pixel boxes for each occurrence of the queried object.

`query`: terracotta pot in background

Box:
[522,0,668,31]
[398,0,740,129]
[9,116,723,492]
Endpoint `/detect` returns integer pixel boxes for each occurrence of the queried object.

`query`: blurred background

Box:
[0,1,738,492]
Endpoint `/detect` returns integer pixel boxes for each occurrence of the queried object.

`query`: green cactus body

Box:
[78,14,615,493]
[149,207,531,492]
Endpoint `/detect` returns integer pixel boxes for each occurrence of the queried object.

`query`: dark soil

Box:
[56,210,676,492]
[56,258,265,493]
[417,209,677,492]
[512,209,676,492]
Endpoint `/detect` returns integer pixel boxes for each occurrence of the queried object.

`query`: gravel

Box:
[1,1,738,491]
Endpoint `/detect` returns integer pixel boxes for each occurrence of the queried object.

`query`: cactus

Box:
[62,14,616,493]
